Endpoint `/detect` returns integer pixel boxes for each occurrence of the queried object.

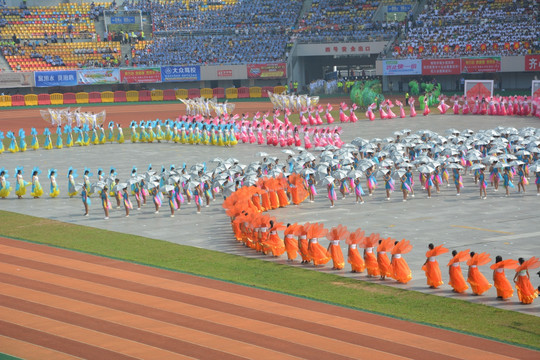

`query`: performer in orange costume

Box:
[390,239,413,284]
[262,220,286,257]
[347,228,366,273]
[490,256,518,300]
[467,252,492,295]
[326,225,349,270]
[307,223,331,266]
[422,243,449,288]
[295,223,311,264]
[363,233,380,277]
[287,173,309,205]
[513,257,540,304]
[283,223,299,261]
[377,238,394,280]
[447,249,469,293]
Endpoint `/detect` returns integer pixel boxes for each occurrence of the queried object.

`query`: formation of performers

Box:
[224,176,539,304]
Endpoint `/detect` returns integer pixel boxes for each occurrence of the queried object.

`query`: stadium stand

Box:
[4,41,122,71]
[127,0,303,66]
[392,0,540,58]
[295,0,394,43]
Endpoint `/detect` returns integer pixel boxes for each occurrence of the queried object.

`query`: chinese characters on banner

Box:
[120,68,162,83]
[382,59,422,75]
[161,66,201,82]
[525,55,540,72]
[324,45,372,54]
[421,59,461,75]
[34,71,78,87]
[460,57,501,73]
[247,63,286,79]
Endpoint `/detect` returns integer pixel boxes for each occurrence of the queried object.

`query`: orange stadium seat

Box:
[76,92,89,104]
[114,91,127,103]
[24,94,38,106]
[126,90,140,102]
[249,87,262,98]
[50,93,64,105]
[175,89,188,100]
[37,93,51,105]
[188,88,200,99]
[63,92,76,104]
[237,87,249,99]
[0,95,12,107]
[151,90,163,101]
[213,87,225,99]
[101,91,114,103]
[262,86,273,98]
[138,90,151,101]
[225,87,238,99]
[88,92,102,103]
[200,88,213,99]
[163,89,176,101]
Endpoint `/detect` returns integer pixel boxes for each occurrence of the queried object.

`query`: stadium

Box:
[0,0,539,359]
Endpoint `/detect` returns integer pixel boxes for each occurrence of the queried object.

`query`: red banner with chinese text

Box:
[460,57,501,73]
[422,59,461,75]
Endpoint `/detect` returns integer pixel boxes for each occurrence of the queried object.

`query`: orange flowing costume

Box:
[307,223,331,266]
[326,225,349,270]
[377,238,394,278]
[363,233,380,277]
[288,173,309,205]
[467,252,492,295]
[283,223,299,260]
[490,259,518,299]
[447,249,470,293]
[391,239,413,284]
[514,257,540,304]
[263,221,286,257]
[347,228,366,273]
[294,223,311,263]
[422,244,449,288]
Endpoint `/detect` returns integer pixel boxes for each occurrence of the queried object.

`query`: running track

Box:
[0,237,537,360]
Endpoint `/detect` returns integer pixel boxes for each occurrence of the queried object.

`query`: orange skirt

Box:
[516,275,538,304]
[329,244,345,269]
[467,267,492,295]
[364,252,380,276]
[269,191,279,209]
[251,195,263,212]
[377,253,392,278]
[284,236,298,260]
[493,270,513,299]
[422,260,443,288]
[298,238,311,262]
[448,265,468,293]
[392,258,412,284]
[277,189,289,207]
[309,242,331,266]
[348,248,365,272]
[263,233,285,257]
[261,192,271,211]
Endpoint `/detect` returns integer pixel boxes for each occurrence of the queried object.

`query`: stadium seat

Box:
[274,86,287,95]
[63,93,77,104]
[11,95,25,106]
[113,91,127,103]
[76,92,89,104]
[249,87,262,98]
[50,93,64,105]
[163,89,176,101]
[225,88,238,99]
[126,90,140,102]
[88,92,102,103]
[213,87,225,99]
[138,90,151,101]
[237,87,249,99]
[262,86,274,98]
[37,93,51,105]
[101,91,114,103]
[175,89,188,100]
[151,90,163,101]
[0,95,12,107]
[24,94,38,106]
[200,88,213,99]
[188,88,200,99]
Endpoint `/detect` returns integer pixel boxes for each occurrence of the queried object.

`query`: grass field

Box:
[1,209,539,349]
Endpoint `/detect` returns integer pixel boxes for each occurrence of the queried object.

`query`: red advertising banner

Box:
[525,55,540,72]
[247,63,286,79]
[422,59,460,75]
[120,68,162,83]
[460,57,501,73]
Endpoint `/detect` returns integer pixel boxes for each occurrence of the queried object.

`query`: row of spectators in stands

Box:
[124,0,302,34]
[391,0,539,58]
[295,0,394,43]
[131,33,290,66]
